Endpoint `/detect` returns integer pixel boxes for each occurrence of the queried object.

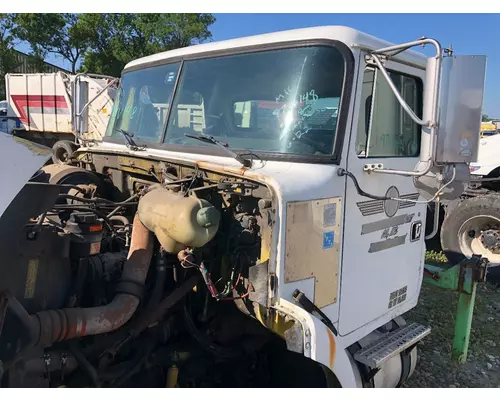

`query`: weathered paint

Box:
[284,198,341,307]
[75,34,431,381]
[453,290,476,364]
[77,139,426,385]
[5,72,115,140]
[326,327,337,369]
[423,257,487,364]
[23,259,39,299]
[275,298,362,388]
[117,156,158,176]
[259,224,271,263]
[253,304,294,339]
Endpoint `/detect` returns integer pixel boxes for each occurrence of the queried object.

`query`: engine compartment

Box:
[0,155,329,388]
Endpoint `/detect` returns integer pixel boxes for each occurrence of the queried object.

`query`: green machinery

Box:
[423,255,489,364]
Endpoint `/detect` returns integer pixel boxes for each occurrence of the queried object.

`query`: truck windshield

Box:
[105,62,181,142]
[107,45,347,156]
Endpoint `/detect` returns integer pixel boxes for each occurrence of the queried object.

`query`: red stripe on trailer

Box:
[10,95,69,124]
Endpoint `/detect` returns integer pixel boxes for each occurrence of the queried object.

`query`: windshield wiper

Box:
[114,128,146,151]
[184,134,252,168]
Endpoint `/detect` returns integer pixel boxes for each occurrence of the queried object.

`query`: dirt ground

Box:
[403,282,500,388]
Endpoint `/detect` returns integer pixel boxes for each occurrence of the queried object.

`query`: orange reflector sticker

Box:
[89,225,102,232]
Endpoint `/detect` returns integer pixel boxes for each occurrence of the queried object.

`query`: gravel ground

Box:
[403,281,500,388]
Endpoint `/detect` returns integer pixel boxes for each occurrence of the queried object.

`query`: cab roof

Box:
[124,25,428,72]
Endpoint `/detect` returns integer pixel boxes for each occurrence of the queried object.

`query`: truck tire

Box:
[52,140,77,165]
[440,195,500,265]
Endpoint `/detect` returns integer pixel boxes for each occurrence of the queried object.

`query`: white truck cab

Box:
[0,26,486,388]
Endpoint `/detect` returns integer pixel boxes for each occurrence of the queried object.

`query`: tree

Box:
[482,114,490,122]
[79,13,216,77]
[27,52,50,73]
[3,13,216,78]
[13,13,89,73]
[0,14,20,99]
[134,13,216,50]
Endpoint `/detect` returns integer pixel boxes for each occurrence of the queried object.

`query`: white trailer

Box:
[0,26,488,388]
[3,71,118,164]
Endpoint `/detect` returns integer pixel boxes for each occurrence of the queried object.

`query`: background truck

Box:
[480,121,497,137]
[435,131,500,270]
[1,71,118,164]
[0,26,488,388]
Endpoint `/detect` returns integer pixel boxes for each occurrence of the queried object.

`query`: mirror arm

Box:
[367,54,429,127]
[363,38,443,176]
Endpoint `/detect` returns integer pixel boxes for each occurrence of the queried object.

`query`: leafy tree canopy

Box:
[6,13,215,76]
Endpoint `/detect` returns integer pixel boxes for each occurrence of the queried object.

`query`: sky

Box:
[19,13,499,116]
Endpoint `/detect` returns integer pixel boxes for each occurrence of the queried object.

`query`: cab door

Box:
[339,56,427,335]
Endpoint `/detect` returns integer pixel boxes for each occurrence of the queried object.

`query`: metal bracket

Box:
[423,255,489,364]
[365,53,387,66]
[363,163,384,173]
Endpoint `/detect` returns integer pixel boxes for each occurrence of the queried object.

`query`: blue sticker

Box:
[323,231,334,249]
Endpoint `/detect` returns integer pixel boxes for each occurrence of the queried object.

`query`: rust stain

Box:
[239,165,250,175]
[326,327,336,370]
[195,160,268,182]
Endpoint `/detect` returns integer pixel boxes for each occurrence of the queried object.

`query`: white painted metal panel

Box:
[339,56,427,336]
[0,132,51,218]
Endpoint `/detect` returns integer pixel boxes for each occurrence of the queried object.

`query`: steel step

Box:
[353,323,431,368]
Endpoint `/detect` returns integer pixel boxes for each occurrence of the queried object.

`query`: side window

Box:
[356,67,423,158]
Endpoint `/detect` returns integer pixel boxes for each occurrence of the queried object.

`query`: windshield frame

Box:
[103,39,355,165]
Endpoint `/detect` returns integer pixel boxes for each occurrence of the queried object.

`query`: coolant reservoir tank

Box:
[138,187,220,253]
